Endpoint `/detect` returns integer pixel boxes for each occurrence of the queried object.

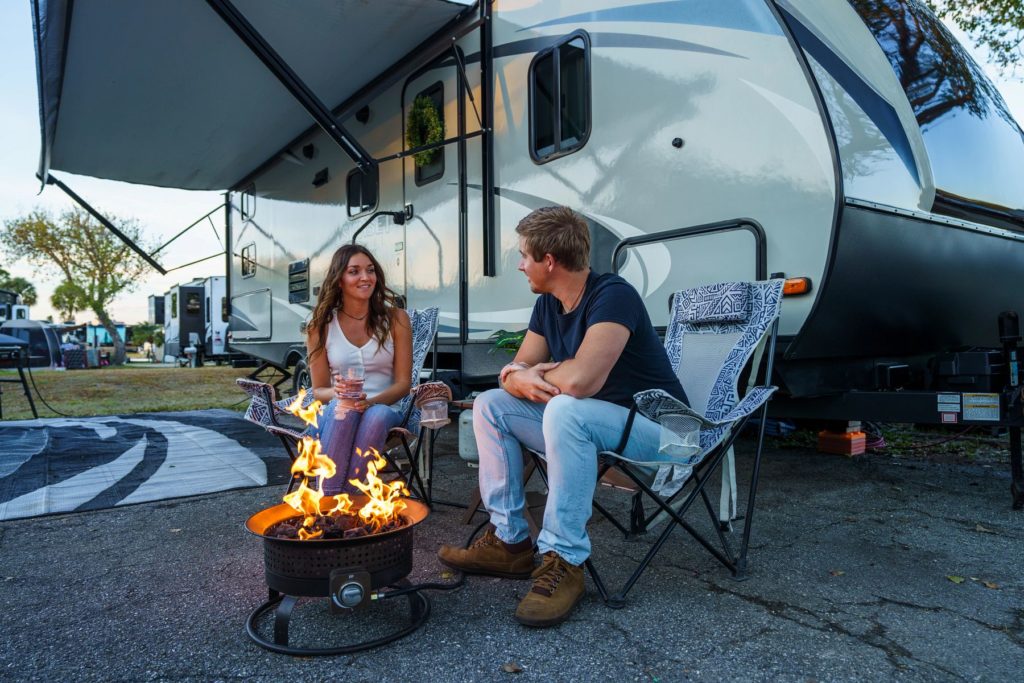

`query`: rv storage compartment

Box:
[933,350,1005,392]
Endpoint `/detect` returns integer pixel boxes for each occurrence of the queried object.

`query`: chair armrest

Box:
[708,385,777,426]
[633,389,714,427]
[632,386,776,428]
[411,381,453,407]
[266,423,305,443]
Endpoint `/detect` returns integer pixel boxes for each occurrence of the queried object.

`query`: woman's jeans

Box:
[317,400,402,495]
[473,389,662,566]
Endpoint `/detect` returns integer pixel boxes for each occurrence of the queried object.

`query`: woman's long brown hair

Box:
[307,244,399,362]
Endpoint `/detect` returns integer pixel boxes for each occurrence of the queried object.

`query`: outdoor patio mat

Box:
[0,409,291,521]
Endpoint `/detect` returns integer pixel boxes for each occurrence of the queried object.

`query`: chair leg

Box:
[735,402,772,580]
[275,434,301,494]
[398,433,431,505]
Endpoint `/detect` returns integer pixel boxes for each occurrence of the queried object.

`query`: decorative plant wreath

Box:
[406,95,444,167]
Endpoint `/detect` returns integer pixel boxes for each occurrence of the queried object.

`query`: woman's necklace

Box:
[341,308,368,321]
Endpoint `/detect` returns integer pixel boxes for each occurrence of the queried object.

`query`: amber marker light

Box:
[782,277,812,296]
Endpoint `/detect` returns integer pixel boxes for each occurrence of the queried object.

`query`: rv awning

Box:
[32,0,476,191]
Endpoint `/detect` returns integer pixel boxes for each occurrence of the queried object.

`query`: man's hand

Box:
[505,361,562,403]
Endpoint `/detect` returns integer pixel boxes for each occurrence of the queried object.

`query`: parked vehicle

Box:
[30,0,1024,398]
[0,320,62,369]
[0,289,29,324]
[163,276,236,365]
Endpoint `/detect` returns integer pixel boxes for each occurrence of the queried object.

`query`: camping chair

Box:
[236,307,444,498]
[527,279,784,607]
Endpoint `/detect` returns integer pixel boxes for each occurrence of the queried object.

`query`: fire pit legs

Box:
[245,584,431,656]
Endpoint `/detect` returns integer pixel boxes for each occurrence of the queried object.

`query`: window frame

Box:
[240,243,257,279]
[240,184,256,222]
[346,165,379,218]
[411,80,446,186]
[528,30,593,164]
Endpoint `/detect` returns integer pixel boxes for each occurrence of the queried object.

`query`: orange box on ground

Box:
[817,430,866,456]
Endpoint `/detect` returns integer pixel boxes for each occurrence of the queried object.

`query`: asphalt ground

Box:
[1,423,1021,682]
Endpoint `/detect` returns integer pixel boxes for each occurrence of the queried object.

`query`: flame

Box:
[350,448,408,531]
[280,389,408,539]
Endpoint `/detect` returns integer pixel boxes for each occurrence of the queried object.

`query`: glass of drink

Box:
[335,365,366,418]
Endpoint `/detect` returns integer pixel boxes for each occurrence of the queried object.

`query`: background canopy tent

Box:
[33,0,477,190]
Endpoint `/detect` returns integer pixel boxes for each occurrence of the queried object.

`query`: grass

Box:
[0,365,255,420]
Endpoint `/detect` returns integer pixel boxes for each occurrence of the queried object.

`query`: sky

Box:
[1,2,1023,326]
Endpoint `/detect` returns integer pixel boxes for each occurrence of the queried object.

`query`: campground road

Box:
[0,425,1021,682]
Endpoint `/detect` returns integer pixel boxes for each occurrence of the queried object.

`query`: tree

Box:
[928,1,1024,76]
[0,267,38,306]
[2,207,152,365]
[50,280,89,321]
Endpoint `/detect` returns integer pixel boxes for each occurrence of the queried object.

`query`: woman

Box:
[306,244,412,495]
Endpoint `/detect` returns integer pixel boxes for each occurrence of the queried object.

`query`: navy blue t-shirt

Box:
[528,272,688,407]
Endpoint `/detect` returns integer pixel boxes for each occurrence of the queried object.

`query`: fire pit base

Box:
[246,585,430,656]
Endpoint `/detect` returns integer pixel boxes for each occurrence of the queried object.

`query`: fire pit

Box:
[245,496,432,655]
[243,390,443,656]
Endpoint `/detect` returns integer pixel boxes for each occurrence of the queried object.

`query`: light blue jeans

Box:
[474,389,662,566]
[317,400,403,495]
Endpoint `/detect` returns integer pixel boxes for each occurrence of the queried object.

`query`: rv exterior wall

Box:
[226,0,839,367]
[223,0,1024,395]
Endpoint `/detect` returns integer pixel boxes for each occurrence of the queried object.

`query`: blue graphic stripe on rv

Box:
[778,7,920,185]
[516,0,783,36]
[463,33,744,64]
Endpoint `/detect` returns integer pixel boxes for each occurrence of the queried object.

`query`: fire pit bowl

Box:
[246,495,430,597]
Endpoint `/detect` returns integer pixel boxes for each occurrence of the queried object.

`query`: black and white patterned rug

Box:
[0,409,291,521]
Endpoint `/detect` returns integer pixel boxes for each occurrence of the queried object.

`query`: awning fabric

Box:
[32,0,475,190]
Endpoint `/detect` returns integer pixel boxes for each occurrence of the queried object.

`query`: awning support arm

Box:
[39,173,168,275]
[152,204,225,256]
[164,251,227,274]
[452,45,482,129]
[205,0,376,173]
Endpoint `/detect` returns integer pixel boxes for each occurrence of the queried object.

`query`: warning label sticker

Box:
[962,393,1000,422]
[937,393,961,411]
[941,412,958,424]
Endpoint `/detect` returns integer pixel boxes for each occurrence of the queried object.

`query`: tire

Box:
[292,357,311,397]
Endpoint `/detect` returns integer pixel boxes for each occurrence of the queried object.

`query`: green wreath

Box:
[406,95,444,167]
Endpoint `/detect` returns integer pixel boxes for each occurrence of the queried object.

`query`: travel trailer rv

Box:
[29,1,1024,470]
[163,277,232,364]
[163,281,205,363]
[0,290,30,324]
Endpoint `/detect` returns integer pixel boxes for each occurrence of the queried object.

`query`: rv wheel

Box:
[292,358,311,397]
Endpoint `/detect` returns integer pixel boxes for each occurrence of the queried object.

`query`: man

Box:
[438,206,688,627]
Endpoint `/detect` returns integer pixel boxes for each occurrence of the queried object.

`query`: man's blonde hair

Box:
[515,206,591,272]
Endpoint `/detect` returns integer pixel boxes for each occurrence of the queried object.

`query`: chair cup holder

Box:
[657,414,701,459]
[419,399,449,429]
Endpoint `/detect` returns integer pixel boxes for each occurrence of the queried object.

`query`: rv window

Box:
[850,0,1024,217]
[346,166,379,217]
[206,298,210,323]
[186,293,202,315]
[530,32,591,163]
[412,82,445,186]
[171,293,178,318]
[221,297,229,323]
[240,185,256,222]
[241,244,256,278]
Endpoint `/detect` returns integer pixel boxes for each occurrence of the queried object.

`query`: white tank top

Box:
[325,311,396,398]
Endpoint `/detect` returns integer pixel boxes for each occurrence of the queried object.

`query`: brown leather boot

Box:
[437,529,535,579]
[514,551,585,627]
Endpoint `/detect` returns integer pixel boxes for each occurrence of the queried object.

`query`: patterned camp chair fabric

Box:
[681,281,751,324]
[626,280,783,493]
[236,378,277,428]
